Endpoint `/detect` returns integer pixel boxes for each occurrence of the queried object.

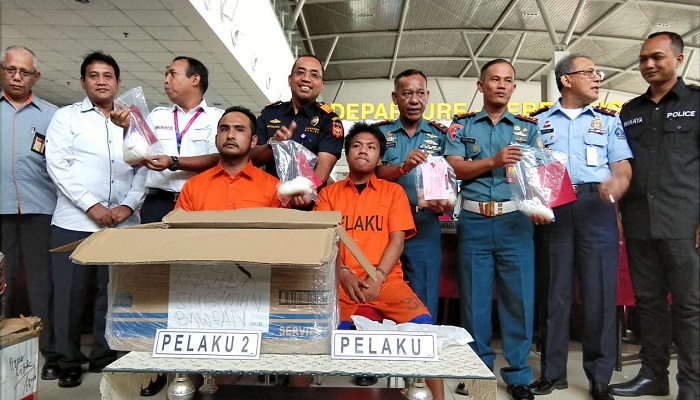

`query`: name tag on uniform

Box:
[586,147,598,166]
[31,132,45,155]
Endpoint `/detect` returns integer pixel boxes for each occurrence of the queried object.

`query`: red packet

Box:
[537,161,576,208]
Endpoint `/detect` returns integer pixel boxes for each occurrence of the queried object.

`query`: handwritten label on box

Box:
[153,329,261,359]
[331,330,438,361]
[1,337,38,400]
[167,264,271,331]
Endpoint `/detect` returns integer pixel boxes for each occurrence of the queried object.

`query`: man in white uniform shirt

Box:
[45,51,146,388]
[112,56,222,223]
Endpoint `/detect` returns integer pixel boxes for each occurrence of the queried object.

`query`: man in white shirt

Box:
[45,51,146,389]
[111,56,222,223]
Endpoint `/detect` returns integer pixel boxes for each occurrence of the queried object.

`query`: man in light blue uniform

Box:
[445,59,544,400]
[528,54,632,400]
[375,68,450,322]
[0,45,59,380]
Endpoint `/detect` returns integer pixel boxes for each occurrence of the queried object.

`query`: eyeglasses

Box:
[565,68,605,80]
[292,69,322,81]
[1,66,37,79]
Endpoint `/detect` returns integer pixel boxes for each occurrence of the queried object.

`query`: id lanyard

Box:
[174,108,203,153]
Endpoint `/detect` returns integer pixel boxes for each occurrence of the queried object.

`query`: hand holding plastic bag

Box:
[271,140,323,205]
[415,156,458,213]
[509,144,569,221]
[114,87,162,165]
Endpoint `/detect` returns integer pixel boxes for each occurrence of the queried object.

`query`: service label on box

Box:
[331,330,438,361]
[153,329,261,359]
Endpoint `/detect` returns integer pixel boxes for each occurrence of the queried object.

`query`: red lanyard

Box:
[174,108,203,151]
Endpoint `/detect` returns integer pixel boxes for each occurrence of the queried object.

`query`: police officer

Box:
[375,68,450,322]
[445,59,544,400]
[609,31,699,400]
[250,55,344,208]
[528,54,632,400]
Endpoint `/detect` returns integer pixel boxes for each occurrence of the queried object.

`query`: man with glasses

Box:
[250,55,344,208]
[0,46,60,381]
[610,31,699,400]
[528,55,632,400]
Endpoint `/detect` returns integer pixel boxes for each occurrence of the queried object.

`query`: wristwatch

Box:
[168,156,180,171]
[398,161,408,175]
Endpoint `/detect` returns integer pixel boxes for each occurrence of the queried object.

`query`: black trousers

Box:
[536,192,618,384]
[1,214,55,360]
[140,192,178,223]
[50,225,117,370]
[626,238,699,398]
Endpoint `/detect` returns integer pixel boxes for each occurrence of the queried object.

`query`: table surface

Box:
[105,345,495,380]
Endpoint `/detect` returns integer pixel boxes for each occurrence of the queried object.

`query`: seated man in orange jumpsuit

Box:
[175,105,282,211]
[314,122,443,399]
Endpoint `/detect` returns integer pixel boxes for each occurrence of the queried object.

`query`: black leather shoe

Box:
[529,378,568,395]
[590,382,614,400]
[507,384,535,400]
[455,381,469,395]
[58,367,83,388]
[140,373,167,396]
[608,373,669,396]
[41,361,60,380]
[354,375,379,386]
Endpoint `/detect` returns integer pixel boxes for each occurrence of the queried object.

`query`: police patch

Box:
[449,124,463,141]
[615,126,626,140]
[332,121,344,138]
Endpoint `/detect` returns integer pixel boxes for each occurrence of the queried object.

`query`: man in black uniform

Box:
[250,55,344,208]
[609,31,699,400]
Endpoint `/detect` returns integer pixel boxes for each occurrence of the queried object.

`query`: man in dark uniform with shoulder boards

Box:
[609,31,699,400]
[250,55,344,208]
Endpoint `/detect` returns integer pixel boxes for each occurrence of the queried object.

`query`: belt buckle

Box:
[572,184,578,194]
[479,201,503,217]
[173,192,179,202]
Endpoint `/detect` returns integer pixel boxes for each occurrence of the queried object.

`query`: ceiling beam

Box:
[290,0,306,27]
[459,32,480,78]
[298,12,315,55]
[563,0,588,45]
[565,0,630,50]
[682,49,697,80]
[511,33,527,65]
[474,0,521,56]
[526,63,550,82]
[389,0,411,80]
[323,36,339,70]
[535,0,561,47]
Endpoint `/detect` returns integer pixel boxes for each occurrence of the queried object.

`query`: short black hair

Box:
[344,122,386,158]
[479,58,515,81]
[394,69,428,91]
[291,54,325,80]
[219,106,257,135]
[81,51,120,79]
[173,56,209,94]
[648,31,684,54]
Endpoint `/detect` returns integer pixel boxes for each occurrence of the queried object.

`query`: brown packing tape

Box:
[335,226,376,282]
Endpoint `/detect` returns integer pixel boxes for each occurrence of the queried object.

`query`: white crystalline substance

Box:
[417,187,458,209]
[123,133,151,164]
[519,198,555,220]
[277,176,313,197]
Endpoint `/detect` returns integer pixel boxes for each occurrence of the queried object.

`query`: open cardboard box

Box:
[1,316,41,400]
[67,208,374,355]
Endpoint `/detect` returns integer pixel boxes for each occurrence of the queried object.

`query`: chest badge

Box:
[310,116,319,126]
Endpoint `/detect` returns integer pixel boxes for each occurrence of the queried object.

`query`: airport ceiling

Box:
[2,0,699,110]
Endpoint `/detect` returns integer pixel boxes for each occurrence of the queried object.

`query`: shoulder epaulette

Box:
[371,120,392,127]
[264,101,283,109]
[515,114,538,124]
[454,111,477,119]
[429,120,448,133]
[529,105,550,117]
[317,102,334,114]
[594,106,618,117]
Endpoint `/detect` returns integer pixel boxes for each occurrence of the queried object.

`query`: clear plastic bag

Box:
[115,87,162,165]
[415,156,458,210]
[270,140,322,205]
[509,144,569,221]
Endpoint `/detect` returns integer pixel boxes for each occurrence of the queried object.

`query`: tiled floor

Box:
[36,337,679,399]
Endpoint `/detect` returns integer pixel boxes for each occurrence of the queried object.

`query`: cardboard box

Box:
[1,317,41,400]
[68,209,374,355]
